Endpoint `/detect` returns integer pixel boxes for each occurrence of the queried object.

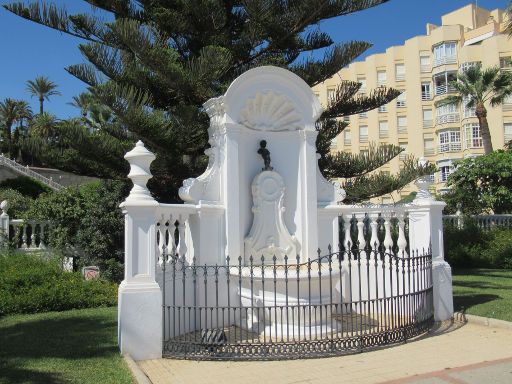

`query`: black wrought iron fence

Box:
[158,248,433,360]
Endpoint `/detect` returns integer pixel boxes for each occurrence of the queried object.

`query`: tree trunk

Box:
[39,97,44,114]
[475,103,493,154]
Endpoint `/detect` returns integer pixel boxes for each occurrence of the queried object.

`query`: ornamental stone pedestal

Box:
[118,141,162,360]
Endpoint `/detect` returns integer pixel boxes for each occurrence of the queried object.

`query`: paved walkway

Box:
[138,322,512,384]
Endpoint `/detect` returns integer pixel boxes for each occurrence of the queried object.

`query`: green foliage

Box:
[0,252,117,315]
[3,0,432,202]
[445,149,512,214]
[444,222,512,269]
[27,180,128,282]
[0,176,50,198]
[0,188,33,218]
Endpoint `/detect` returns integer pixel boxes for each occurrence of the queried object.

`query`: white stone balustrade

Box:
[0,200,50,250]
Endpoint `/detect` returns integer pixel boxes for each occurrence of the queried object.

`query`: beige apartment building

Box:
[313,4,512,202]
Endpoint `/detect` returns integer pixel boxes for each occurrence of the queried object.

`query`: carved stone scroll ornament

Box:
[244,170,300,264]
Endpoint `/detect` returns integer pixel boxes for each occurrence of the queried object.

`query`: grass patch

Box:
[0,307,133,384]
[452,269,512,322]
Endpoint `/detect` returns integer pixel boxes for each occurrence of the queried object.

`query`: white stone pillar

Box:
[118,141,162,360]
[410,169,453,322]
[0,200,9,246]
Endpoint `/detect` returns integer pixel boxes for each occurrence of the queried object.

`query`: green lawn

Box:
[452,269,512,322]
[0,307,133,384]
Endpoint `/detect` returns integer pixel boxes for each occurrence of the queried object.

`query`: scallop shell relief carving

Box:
[239,91,303,131]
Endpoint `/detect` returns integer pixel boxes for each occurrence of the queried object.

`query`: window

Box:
[436,103,459,124]
[343,115,350,123]
[359,125,368,143]
[330,137,338,148]
[434,71,457,96]
[344,130,352,145]
[378,104,388,113]
[500,56,512,70]
[395,64,405,81]
[399,142,408,160]
[464,123,482,148]
[439,166,453,182]
[433,42,457,66]
[359,112,367,118]
[424,138,435,156]
[438,130,461,152]
[327,88,336,102]
[504,123,512,143]
[462,96,476,117]
[420,55,431,72]
[423,109,433,128]
[396,91,406,108]
[357,77,366,92]
[397,116,407,133]
[421,82,431,100]
[379,121,389,138]
[460,61,480,73]
[377,70,387,86]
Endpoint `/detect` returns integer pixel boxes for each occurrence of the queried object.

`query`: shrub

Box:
[26,180,128,282]
[0,188,34,218]
[0,176,51,198]
[444,222,512,269]
[0,252,117,316]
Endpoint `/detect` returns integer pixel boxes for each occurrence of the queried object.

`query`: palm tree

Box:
[68,93,93,118]
[0,98,19,143]
[14,100,33,131]
[26,76,61,114]
[444,64,512,154]
[30,112,58,138]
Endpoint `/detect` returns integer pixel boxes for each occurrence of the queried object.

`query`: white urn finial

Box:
[124,141,156,203]
[413,157,434,204]
[0,200,9,216]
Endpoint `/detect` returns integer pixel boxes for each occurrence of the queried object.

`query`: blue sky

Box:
[0,0,509,118]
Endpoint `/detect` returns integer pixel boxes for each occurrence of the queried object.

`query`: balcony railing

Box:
[435,84,457,96]
[396,73,405,81]
[344,140,351,146]
[438,142,461,153]
[397,126,407,134]
[423,120,433,128]
[433,56,457,67]
[436,113,460,125]
[379,132,389,139]
[503,103,512,112]
[359,136,368,143]
[421,92,432,101]
[505,134,512,143]
[378,105,387,113]
[420,65,431,73]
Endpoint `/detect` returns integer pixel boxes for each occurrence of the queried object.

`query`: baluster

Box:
[369,212,380,252]
[39,223,46,249]
[177,214,188,259]
[343,215,352,252]
[21,223,28,249]
[29,221,36,248]
[157,215,165,266]
[356,213,366,258]
[382,212,393,253]
[168,215,177,258]
[397,211,408,258]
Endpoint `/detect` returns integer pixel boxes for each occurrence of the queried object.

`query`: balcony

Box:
[359,136,368,143]
[344,140,351,146]
[397,126,407,134]
[395,73,405,82]
[438,142,461,153]
[503,103,512,112]
[434,84,457,96]
[436,113,460,125]
[433,56,457,67]
[421,92,432,101]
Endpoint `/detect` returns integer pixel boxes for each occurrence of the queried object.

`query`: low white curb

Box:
[454,311,512,330]
[123,354,152,384]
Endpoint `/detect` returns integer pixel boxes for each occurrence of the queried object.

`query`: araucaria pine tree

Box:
[5,0,434,202]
